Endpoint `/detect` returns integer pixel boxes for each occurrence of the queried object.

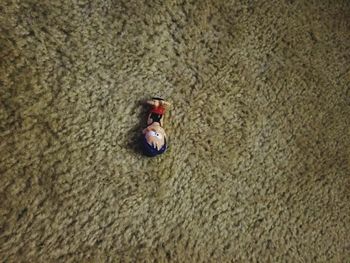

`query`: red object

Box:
[151,106,165,115]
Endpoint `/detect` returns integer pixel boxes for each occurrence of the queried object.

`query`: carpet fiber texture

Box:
[1,0,350,262]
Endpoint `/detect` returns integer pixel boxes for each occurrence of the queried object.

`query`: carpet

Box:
[1,0,349,262]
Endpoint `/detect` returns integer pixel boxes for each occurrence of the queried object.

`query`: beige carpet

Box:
[1,0,350,262]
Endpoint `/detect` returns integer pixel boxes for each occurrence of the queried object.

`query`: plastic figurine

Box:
[142,97,171,157]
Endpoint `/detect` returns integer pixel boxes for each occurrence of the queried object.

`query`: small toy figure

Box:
[142,97,171,157]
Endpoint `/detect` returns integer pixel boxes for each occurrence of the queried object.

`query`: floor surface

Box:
[1,0,350,262]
